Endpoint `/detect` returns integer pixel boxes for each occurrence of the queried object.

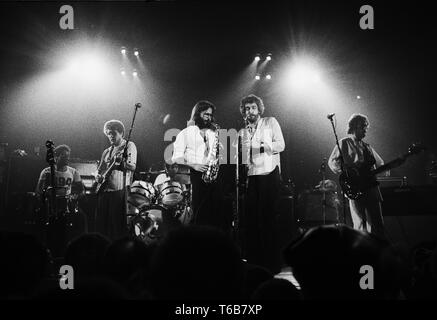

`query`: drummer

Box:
[152,162,189,187]
[313,179,338,192]
[36,144,84,198]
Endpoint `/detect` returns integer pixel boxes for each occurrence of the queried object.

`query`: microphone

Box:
[135,103,142,108]
[327,113,335,120]
[320,157,327,171]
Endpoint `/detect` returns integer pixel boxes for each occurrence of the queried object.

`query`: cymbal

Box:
[314,187,334,192]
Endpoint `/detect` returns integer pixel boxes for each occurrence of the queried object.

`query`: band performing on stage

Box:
[2,1,436,303]
[20,92,424,276]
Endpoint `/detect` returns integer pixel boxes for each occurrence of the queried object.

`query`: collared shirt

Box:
[171,125,216,165]
[241,117,285,176]
[328,136,384,174]
[98,139,137,191]
[36,166,81,196]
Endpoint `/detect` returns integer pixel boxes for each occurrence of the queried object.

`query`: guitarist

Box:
[95,120,137,241]
[328,113,387,239]
[36,144,84,200]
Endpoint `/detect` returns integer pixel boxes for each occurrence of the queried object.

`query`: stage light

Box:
[287,60,322,88]
[266,53,272,61]
[66,52,112,83]
[254,54,261,62]
[132,70,138,76]
[266,74,272,80]
[357,95,361,99]
[121,46,127,55]
[134,48,139,57]
[255,74,261,80]
[121,68,126,75]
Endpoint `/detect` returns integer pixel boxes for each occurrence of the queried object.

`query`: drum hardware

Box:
[297,189,341,228]
[126,177,193,244]
[319,158,328,225]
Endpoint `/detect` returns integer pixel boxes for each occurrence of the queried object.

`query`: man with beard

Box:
[171,100,225,230]
[239,94,285,274]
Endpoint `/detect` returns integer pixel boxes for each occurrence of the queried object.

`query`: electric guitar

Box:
[93,150,124,194]
[45,140,59,218]
[339,143,425,200]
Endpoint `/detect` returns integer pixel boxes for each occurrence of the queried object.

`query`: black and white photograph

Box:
[0,0,436,305]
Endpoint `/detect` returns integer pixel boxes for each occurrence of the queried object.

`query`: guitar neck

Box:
[371,154,409,176]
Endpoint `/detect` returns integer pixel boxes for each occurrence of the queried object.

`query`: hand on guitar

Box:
[191,163,208,172]
[96,174,104,183]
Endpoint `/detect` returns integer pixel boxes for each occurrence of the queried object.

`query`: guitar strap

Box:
[362,142,378,187]
[362,142,376,169]
[109,145,114,159]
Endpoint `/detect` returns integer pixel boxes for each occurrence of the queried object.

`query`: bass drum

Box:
[128,206,183,245]
[297,190,341,228]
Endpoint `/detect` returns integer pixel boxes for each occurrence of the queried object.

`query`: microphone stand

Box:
[234,118,249,253]
[328,116,347,225]
[319,158,327,225]
[234,130,240,243]
[122,103,141,235]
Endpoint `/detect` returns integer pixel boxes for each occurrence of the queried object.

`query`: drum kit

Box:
[126,164,193,245]
[297,179,342,228]
[296,158,344,230]
[17,186,88,258]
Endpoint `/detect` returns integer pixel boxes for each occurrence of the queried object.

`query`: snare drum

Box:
[156,180,184,207]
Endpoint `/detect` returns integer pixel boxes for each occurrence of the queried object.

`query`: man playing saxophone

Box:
[171,100,226,231]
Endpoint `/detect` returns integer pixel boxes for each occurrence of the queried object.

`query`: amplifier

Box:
[381,185,437,250]
[69,158,99,176]
[381,185,437,216]
[377,176,407,188]
[69,159,99,192]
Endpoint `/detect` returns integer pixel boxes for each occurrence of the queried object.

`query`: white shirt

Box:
[36,166,81,196]
[241,117,285,176]
[98,139,137,191]
[171,125,216,165]
[328,136,384,174]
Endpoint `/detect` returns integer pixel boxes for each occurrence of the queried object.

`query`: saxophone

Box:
[202,123,220,183]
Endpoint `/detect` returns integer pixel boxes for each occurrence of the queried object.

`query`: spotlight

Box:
[132,70,138,76]
[121,68,126,75]
[134,48,139,57]
[255,74,261,80]
[254,54,261,62]
[266,74,272,80]
[266,53,272,61]
[357,95,361,99]
[121,46,127,55]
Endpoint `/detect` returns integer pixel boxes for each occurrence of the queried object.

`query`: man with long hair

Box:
[171,100,225,230]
